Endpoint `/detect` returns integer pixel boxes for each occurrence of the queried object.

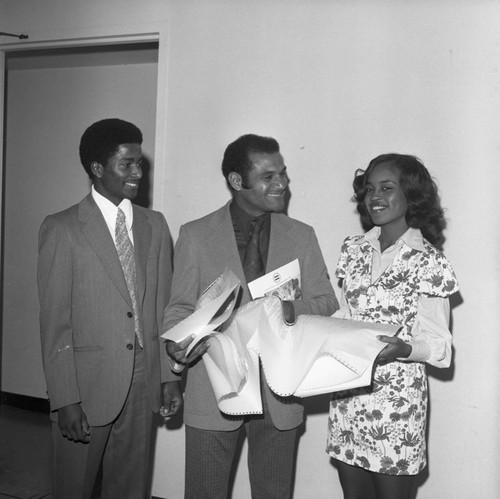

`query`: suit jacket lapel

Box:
[206,203,247,285]
[267,214,295,272]
[78,194,132,306]
[132,206,150,306]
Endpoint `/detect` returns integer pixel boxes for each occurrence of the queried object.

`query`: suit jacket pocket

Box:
[73,345,104,352]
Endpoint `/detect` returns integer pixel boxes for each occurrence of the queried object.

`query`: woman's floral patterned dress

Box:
[326,231,458,475]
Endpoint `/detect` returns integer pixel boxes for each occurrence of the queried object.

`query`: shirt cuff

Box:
[398,341,430,362]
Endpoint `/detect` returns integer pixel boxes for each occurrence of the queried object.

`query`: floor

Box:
[0,404,52,499]
[0,403,167,499]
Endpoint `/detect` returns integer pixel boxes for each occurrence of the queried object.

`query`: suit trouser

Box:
[51,344,154,499]
[184,392,301,499]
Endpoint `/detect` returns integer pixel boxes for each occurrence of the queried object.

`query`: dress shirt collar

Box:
[357,226,425,252]
[229,200,270,239]
[91,185,134,233]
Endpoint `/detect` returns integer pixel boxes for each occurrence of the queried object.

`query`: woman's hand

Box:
[376,335,412,364]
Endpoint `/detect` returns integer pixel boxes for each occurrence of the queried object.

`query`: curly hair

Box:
[353,153,446,250]
[221,134,280,188]
[79,118,143,179]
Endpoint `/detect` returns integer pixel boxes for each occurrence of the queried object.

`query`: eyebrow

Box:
[366,178,397,184]
[258,165,287,175]
[119,157,143,162]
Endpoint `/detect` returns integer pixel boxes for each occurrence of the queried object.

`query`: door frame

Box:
[0,29,169,393]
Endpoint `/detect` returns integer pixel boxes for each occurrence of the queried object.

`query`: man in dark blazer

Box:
[38,118,182,499]
[164,134,339,498]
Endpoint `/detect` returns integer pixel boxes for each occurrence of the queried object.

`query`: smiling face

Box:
[364,161,409,239]
[92,143,143,206]
[229,152,289,216]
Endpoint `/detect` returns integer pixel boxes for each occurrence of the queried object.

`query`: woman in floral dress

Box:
[327,154,458,499]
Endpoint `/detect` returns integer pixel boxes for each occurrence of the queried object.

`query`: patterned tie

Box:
[243,217,265,283]
[115,208,143,348]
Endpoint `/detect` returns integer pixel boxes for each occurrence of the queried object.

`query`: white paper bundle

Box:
[163,269,400,415]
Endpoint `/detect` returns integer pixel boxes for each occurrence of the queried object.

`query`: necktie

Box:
[243,217,265,283]
[115,208,143,348]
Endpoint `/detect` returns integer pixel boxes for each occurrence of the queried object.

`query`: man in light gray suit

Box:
[38,118,182,499]
[164,134,339,498]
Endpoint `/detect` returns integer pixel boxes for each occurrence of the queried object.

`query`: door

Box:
[1,42,159,398]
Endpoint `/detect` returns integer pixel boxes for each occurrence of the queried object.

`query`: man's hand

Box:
[159,381,183,421]
[376,335,412,364]
[57,403,90,443]
[165,335,210,366]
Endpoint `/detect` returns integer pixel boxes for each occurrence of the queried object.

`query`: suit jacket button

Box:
[127,312,133,318]
[126,343,134,350]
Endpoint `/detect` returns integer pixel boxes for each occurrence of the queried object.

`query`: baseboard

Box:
[0,391,50,413]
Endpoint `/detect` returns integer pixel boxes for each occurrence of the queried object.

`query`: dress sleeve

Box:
[331,288,352,319]
[416,249,459,297]
[402,295,452,368]
[335,236,354,280]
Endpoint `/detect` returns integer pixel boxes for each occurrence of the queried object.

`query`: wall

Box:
[158,3,500,497]
[1,1,498,498]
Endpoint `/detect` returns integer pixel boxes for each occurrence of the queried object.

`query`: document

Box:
[247,258,301,300]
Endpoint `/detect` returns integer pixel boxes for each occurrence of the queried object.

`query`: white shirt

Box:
[91,186,134,246]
